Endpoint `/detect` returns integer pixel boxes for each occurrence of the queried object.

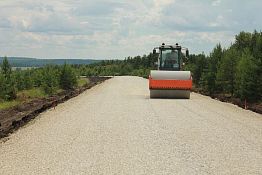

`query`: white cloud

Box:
[212,0,221,6]
[0,0,261,59]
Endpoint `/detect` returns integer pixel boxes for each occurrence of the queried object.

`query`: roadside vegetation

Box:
[185,31,261,103]
[76,31,261,104]
[0,59,86,110]
[1,30,261,110]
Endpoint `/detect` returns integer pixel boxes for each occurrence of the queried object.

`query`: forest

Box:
[78,31,262,103]
[185,31,261,102]
[0,31,261,110]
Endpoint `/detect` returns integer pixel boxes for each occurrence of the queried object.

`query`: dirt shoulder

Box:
[192,88,262,114]
[0,76,111,139]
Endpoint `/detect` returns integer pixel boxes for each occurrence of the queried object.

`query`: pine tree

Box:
[24,70,33,89]
[0,57,17,100]
[185,54,207,87]
[236,50,259,102]
[1,56,12,79]
[41,65,59,95]
[0,73,5,99]
[206,44,223,94]
[60,64,77,90]
[216,47,239,96]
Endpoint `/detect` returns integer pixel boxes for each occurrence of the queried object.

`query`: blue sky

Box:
[0,0,261,59]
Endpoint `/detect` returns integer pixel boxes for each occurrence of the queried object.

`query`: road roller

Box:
[149,43,192,98]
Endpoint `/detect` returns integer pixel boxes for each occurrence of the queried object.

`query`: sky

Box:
[0,0,261,59]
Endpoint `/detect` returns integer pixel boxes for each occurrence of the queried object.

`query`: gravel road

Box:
[0,76,261,175]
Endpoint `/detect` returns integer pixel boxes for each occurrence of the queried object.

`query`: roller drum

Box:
[150,70,191,80]
[149,70,192,99]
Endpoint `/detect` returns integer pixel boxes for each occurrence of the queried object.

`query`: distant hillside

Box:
[0,57,100,67]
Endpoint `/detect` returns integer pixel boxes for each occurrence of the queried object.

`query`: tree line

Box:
[1,30,260,103]
[0,57,98,67]
[185,31,262,102]
[0,58,77,101]
[75,53,158,78]
[77,30,261,103]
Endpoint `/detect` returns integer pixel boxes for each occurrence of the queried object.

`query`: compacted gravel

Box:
[0,76,261,175]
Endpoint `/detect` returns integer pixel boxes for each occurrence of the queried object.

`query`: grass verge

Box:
[0,78,88,111]
[17,88,48,99]
[0,100,22,110]
[77,78,89,87]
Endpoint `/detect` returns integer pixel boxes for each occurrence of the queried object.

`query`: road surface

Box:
[0,76,261,174]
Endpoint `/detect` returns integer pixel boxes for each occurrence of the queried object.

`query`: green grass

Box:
[77,78,89,87]
[56,89,64,94]
[17,88,48,99]
[0,79,88,110]
[0,100,21,110]
[0,88,48,110]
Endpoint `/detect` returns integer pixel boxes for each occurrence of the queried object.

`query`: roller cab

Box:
[149,43,192,99]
